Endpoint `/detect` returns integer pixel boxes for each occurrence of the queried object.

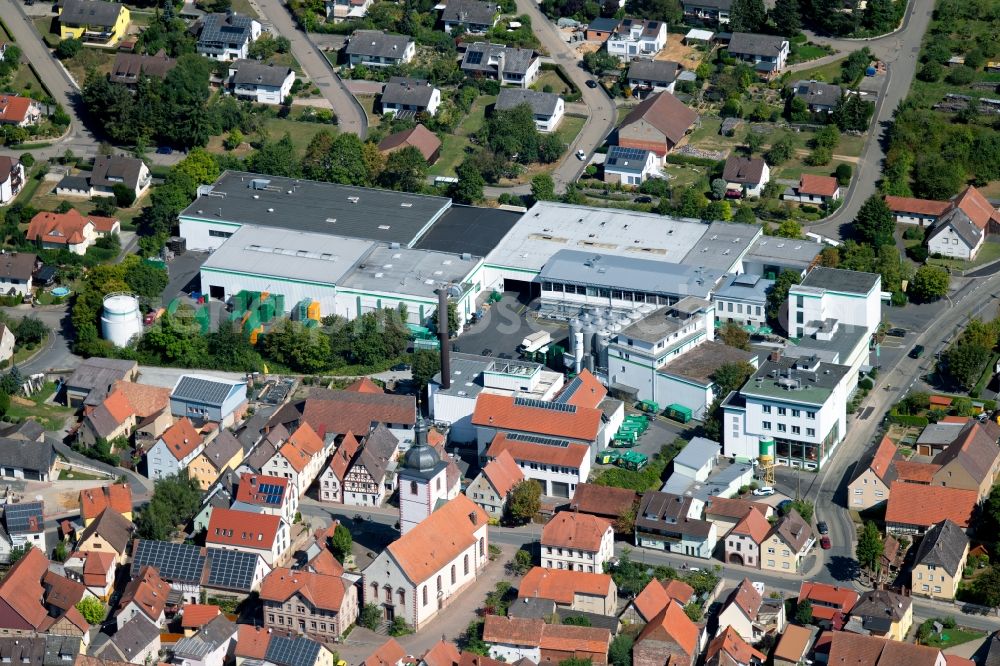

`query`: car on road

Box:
[635,196,653,204]
[391,363,411,371]
[752,486,775,496]
[820,536,832,550]
[481,348,493,357]
[817,521,829,535]
[777,499,792,513]
[156,146,172,154]
[886,328,906,337]
[576,149,586,160]
[909,345,925,359]
[586,80,598,88]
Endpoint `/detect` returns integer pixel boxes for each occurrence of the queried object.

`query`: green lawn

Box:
[262,117,335,155]
[920,628,985,649]
[5,382,73,431]
[428,135,471,177]
[62,48,116,85]
[927,241,1000,271]
[531,70,572,96]
[356,94,378,127]
[790,56,848,84]
[686,116,724,145]
[10,64,46,98]
[554,114,586,149]
[10,332,48,366]
[461,95,495,136]
[789,43,833,65]
[59,468,108,481]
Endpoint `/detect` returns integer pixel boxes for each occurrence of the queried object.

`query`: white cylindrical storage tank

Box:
[596,331,611,369]
[101,293,143,347]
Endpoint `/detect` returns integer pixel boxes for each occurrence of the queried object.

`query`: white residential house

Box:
[230,473,299,526]
[627,60,680,96]
[494,88,564,132]
[344,30,415,68]
[205,507,290,567]
[465,449,523,519]
[603,146,660,186]
[0,324,15,365]
[541,512,614,572]
[606,18,668,60]
[260,423,328,497]
[460,43,540,88]
[325,0,372,21]
[229,60,295,104]
[722,155,770,198]
[196,12,262,61]
[146,418,207,481]
[380,77,442,117]
[441,0,499,34]
[927,207,986,260]
[783,175,841,204]
[716,578,787,643]
[727,32,789,74]
[0,156,25,204]
[0,251,34,299]
[634,491,718,558]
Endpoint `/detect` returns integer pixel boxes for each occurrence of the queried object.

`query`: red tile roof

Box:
[289,422,325,456]
[386,495,487,584]
[73,550,116,588]
[707,627,766,666]
[325,432,361,482]
[159,417,203,460]
[206,507,283,549]
[483,616,545,646]
[0,547,49,629]
[940,415,969,424]
[118,565,169,621]
[637,600,699,657]
[112,381,171,418]
[730,506,771,543]
[541,624,611,656]
[518,567,614,605]
[541,512,612,552]
[298,389,416,434]
[422,640,462,666]
[260,568,346,611]
[486,432,590,469]
[180,604,221,628]
[560,369,607,409]
[378,124,442,162]
[798,582,859,621]
[278,440,312,473]
[799,174,839,197]
[364,638,407,666]
[472,393,603,442]
[705,496,771,519]
[80,483,133,521]
[26,208,119,246]
[868,437,897,482]
[632,579,694,621]
[728,578,762,619]
[773,624,814,664]
[481,449,523,497]
[884,196,950,217]
[345,377,384,393]
[0,94,35,124]
[236,625,273,659]
[952,185,1000,229]
[569,484,639,519]
[620,91,698,144]
[308,548,345,576]
[235,473,290,507]
[893,460,940,483]
[885,482,977,528]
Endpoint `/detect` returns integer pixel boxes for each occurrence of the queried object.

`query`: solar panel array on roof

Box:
[4,501,43,534]
[173,376,237,406]
[206,548,258,591]
[131,540,207,584]
[507,432,571,448]
[608,146,650,162]
[466,50,484,65]
[256,483,284,505]
[513,396,577,413]
[555,377,582,404]
[265,636,322,666]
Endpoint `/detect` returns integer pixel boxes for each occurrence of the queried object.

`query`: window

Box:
[451,565,456,585]
[464,554,469,576]
[791,426,800,434]
[762,405,771,414]
[410,481,417,495]
[796,311,803,324]
[782,562,790,569]
[807,428,815,436]
[762,421,771,430]
[767,547,775,554]
[398,589,405,605]
[371,583,378,600]
[423,586,428,606]
[209,229,233,239]
[796,295,803,308]
[768,559,775,567]
[933,586,941,593]
[806,411,816,419]
[777,424,786,432]
[480,538,485,557]
[792,409,800,417]
[777,407,786,416]
[384,588,391,603]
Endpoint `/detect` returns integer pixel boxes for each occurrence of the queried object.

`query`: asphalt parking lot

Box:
[455,292,567,359]
[164,251,209,304]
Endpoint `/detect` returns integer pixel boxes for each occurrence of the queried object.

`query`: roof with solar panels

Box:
[234,473,291,508]
[131,539,268,593]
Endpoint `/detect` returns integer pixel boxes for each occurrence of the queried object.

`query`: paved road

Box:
[1,305,77,374]
[249,0,367,137]
[805,0,935,239]
[484,0,617,196]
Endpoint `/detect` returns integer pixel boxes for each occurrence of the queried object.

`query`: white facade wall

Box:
[928,226,982,260]
[788,282,881,339]
[230,487,298,525]
[233,72,295,104]
[428,390,477,442]
[116,602,164,630]
[207,521,289,567]
[725,532,761,567]
[0,162,25,204]
[535,100,565,132]
[714,296,766,328]
[893,212,939,226]
[489,644,540,663]
[542,526,614,572]
[399,466,450,535]
[744,163,770,198]
[364,526,489,629]
[147,438,206,481]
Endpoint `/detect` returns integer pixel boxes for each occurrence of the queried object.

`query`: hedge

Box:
[666,154,723,168]
[887,413,930,427]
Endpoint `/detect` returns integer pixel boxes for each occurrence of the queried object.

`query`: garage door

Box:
[551,481,570,498]
[503,279,539,303]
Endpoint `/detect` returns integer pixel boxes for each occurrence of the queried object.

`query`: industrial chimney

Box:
[437,287,451,389]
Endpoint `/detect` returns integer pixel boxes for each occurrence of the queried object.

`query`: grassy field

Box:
[262,117,335,155]
[429,95,494,177]
[62,48,116,85]
[531,70,572,96]
[356,94,378,127]
[789,42,834,65]
[920,628,985,649]
[554,114,586,149]
[6,382,73,431]
[788,56,848,84]
[30,178,150,227]
[59,468,107,481]
[10,63,47,98]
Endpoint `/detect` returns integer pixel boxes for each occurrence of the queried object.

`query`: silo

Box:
[101,293,143,347]
[596,330,611,369]
[568,317,584,373]
[582,317,597,373]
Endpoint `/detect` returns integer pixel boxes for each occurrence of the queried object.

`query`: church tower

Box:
[398,416,450,535]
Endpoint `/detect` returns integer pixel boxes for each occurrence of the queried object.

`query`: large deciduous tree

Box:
[854,195,895,247]
[856,521,884,574]
[507,480,542,524]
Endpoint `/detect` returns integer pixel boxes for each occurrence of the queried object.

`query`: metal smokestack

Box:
[438,288,451,390]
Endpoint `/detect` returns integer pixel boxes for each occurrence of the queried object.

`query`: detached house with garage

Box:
[229,60,295,104]
[344,30,415,68]
[26,209,119,255]
[727,32,789,75]
[460,43,540,88]
[792,80,843,113]
[606,18,668,60]
[196,12,262,61]
[723,155,770,198]
[541,512,614,572]
[441,0,499,34]
[617,91,697,159]
[495,88,565,132]
[380,77,441,117]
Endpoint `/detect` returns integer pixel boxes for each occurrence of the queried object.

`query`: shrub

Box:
[835,163,852,185]
[859,377,874,390]
[945,66,975,85]
[55,39,82,59]
[907,245,929,262]
[902,226,925,241]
